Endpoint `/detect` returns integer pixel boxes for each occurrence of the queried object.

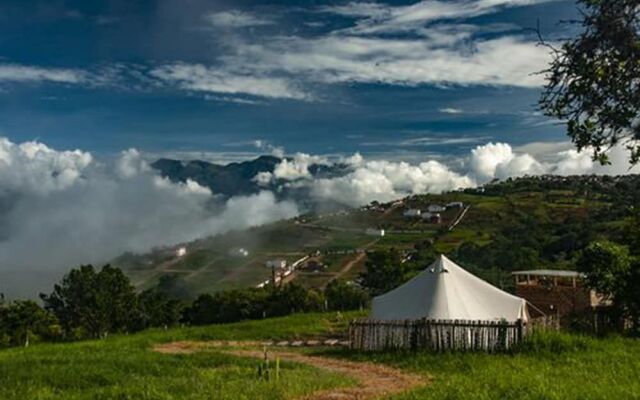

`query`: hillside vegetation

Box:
[113,175,640,295]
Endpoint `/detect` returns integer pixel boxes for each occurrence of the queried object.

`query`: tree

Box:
[267,284,324,316]
[41,265,140,338]
[361,249,405,296]
[156,274,194,301]
[578,241,640,333]
[325,279,369,311]
[0,300,60,347]
[137,289,183,328]
[578,241,631,297]
[540,1,640,164]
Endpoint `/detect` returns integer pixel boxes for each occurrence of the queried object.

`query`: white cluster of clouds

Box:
[149,63,310,101]
[0,138,93,193]
[204,10,274,28]
[0,64,87,84]
[219,34,550,91]
[180,0,554,99]
[252,140,639,208]
[253,153,328,185]
[0,137,298,297]
[154,0,555,100]
[322,0,556,34]
[310,159,474,206]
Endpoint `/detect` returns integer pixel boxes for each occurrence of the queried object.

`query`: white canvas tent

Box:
[371,255,529,322]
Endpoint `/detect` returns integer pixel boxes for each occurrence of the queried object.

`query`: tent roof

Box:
[371,255,528,322]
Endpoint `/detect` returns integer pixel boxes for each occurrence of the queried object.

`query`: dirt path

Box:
[153,341,427,400]
[332,252,367,282]
[234,349,426,400]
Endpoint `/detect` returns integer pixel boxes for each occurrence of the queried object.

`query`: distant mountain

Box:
[151,155,282,197]
[151,155,352,198]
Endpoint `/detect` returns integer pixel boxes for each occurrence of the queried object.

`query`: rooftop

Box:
[512,269,585,278]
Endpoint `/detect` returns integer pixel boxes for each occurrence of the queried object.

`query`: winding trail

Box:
[153,341,428,399]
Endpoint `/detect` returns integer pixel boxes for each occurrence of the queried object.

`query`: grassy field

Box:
[330,331,640,399]
[0,313,359,400]
[1,312,639,400]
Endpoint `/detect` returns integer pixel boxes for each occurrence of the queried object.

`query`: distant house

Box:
[427,204,446,213]
[229,247,250,257]
[512,270,609,319]
[300,260,327,273]
[365,228,385,237]
[176,247,187,257]
[446,201,464,209]
[422,213,441,224]
[403,209,422,218]
[265,259,287,269]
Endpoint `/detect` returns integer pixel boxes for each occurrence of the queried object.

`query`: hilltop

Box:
[113,174,640,295]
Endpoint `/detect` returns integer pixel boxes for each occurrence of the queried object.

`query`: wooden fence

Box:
[349,318,526,352]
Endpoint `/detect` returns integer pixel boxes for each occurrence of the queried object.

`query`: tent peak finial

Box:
[429,254,449,273]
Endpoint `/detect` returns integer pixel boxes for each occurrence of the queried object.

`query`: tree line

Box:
[0,266,368,348]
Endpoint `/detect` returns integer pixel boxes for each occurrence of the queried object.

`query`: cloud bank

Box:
[0,138,298,297]
[2,134,637,297]
[259,140,639,208]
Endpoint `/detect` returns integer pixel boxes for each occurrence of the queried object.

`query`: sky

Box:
[0,0,581,160]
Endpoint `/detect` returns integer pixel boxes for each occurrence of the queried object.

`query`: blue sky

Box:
[0,0,579,159]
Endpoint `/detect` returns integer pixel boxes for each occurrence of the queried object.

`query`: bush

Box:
[184,284,326,325]
[325,280,369,311]
[0,300,61,347]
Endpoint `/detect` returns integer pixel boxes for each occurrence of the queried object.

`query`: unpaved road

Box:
[154,341,428,400]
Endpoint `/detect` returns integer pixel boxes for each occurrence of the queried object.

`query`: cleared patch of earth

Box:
[153,341,428,399]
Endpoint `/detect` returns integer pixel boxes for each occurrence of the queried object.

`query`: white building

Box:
[427,204,446,213]
[229,247,250,257]
[265,259,287,269]
[176,247,187,257]
[403,209,422,218]
[446,201,464,209]
[420,212,434,220]
[365,228,386,237]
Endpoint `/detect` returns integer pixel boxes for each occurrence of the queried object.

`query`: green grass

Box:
[327,330,640,400]
[0,312,361,400]
[1,313,639,400]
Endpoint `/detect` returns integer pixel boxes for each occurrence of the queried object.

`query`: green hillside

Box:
[113,175,640,295]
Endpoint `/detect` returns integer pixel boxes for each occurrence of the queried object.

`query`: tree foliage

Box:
[540,0,640,164]
[360,249,405,296]
[184,283,326,326]
[325,279,369,311]
[40,265,140,338]
[137,289,183,328]
[155,274,194,301]
[0,300,60,347]
[578,241,640,333]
